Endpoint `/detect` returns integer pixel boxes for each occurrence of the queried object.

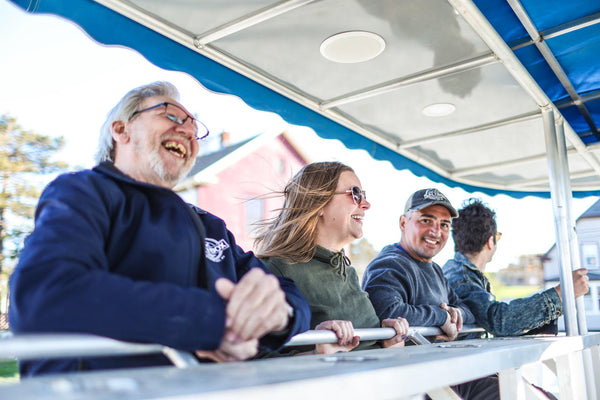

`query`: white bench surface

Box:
[1,334,599,400]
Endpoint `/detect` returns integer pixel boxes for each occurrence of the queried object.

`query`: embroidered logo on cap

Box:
[205,238,230,262]
[423,188,447,201]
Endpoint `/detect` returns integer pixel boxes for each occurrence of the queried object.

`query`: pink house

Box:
[176,131,309,252]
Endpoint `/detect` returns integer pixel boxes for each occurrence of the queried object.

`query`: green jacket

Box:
[263,245,381,351]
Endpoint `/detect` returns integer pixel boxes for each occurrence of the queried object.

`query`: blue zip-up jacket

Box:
[443,252,561,336]
[9,162,310,376]
[362,244,475,327]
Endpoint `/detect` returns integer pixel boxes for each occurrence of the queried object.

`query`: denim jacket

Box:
[443,252,562,336]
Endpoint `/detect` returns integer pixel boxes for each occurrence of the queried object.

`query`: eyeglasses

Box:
[130,102,209,140]
[495,232,502,243]
[334,186,367,205]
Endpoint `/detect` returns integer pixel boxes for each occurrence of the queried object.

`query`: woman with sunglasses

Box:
[255,161,408,354]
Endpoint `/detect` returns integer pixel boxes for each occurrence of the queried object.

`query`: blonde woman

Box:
[256,161,407,354]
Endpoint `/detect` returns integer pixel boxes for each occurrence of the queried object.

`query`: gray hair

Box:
[95,81,180,163]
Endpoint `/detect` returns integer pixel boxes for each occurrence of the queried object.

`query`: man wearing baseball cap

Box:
[363,188,473,341]
[363,189,501,399]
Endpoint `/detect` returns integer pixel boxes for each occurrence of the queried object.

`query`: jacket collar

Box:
[455,251,491,291]
[93,162,207,215]
[94,161,153,188]
[454,251,480,273]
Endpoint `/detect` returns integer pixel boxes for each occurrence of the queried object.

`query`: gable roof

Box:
[175,131,309,190]
[543,198,600,256]
[578,199,600,220]
[188,135,256,177]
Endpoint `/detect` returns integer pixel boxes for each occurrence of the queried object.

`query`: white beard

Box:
[134,134,194,187]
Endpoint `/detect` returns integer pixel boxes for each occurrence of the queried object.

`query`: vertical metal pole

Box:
[591,345,600,396]
[555,117,597,399]
[555,117,588,334]
[542,107,579,335]
[556,352,587,399]
[498,368,526,400]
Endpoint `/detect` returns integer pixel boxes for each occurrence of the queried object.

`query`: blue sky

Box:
[1,0,597,272]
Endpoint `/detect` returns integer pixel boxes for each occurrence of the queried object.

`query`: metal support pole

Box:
[555,116,597,399]
[556,352,587,399]
[408,332,431,345]
[542,108,579,335]
[555,117,588,334]
[498,368,526,400]
[591,345,600,393]
[161,347,200,368]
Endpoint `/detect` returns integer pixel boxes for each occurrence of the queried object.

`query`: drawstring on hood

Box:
[314,246,350,280]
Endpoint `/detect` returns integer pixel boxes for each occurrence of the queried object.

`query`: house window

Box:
[273,157,285,175]
[583,284,600,314]
[581,243,600,269]
[245,197,264,235]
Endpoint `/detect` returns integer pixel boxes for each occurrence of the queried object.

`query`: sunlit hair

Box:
[95,81,180,163]
[452,198,497,254]
[254,161,354,263]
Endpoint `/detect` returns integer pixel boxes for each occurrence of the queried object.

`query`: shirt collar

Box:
[454,251,479,272]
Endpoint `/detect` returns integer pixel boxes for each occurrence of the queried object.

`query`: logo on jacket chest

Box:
[205,238,230,262]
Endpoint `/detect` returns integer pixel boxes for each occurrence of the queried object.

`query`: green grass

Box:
[0,360,19,384]
[487,273,542,302]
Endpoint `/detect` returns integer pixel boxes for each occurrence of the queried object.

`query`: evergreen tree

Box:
[0,114,67,273]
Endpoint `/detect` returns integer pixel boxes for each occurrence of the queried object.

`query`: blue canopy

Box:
[10,0,600,198]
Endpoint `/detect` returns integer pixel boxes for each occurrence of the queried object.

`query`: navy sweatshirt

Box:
[362,244,474,326]
[9,162,310,376]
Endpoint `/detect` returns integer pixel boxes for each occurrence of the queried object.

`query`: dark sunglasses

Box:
[334,186,367,205]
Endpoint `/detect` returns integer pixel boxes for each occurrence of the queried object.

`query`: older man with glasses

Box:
[9,81,310,377]
[443,198,589,337]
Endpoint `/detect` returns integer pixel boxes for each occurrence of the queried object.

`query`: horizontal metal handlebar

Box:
[0,333,199,367]
[0,325,485,366]
[284,325,484,347]
[0,333,163,359]
[285,328,395,346]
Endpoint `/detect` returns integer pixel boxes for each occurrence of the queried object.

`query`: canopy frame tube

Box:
[543,108,598,399]
[542,108,579,336]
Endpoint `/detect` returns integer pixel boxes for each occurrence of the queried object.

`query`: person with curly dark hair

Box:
[443,198,589,337]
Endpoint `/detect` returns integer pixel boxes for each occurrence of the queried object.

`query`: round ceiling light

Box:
[422,103,456,117]
[320,31,386,64]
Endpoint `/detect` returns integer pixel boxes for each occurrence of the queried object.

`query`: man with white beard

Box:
[9,82,310,377]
